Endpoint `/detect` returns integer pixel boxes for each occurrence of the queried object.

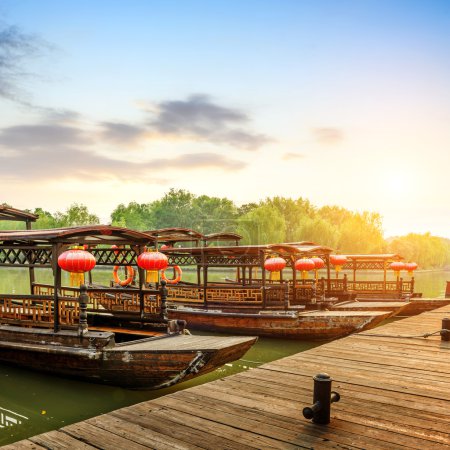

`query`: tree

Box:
[337,212,385,253]
[294,216,339,248]
[53,204,100,227]
[111,202,153,230]
[149,189,196,229]
[237,204,286,244]
[190,195,238,234]
[264,196,315,242]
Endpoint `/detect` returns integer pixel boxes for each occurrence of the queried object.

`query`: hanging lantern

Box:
[311,257,325,270]
[311,257,325,282]
[264,257,286,272]
[137,251,169,283]
[390,261,405,278]
[404,262,418,276]
[330,255,347,278]
[58,248,96,287]
[294,258,315,280]
[160,244,171,251]
[264,257,286,281]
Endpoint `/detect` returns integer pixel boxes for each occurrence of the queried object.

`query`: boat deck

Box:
[6,305,450,449]
[113,334,259,352]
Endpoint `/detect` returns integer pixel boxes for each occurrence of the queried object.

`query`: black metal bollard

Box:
[303,373,340,424]
[441,318,450,341]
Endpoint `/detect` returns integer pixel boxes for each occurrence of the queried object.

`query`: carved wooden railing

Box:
[32,283,162,315]
[167,283,289,307]
[0,294,80,327]
[327,278,413,297]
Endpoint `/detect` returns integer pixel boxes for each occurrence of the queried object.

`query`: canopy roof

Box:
[0,206,38,222]
[162,241,333,257]
[203,232,242,243]
[145,228,204,243]
[343,254,403,261]
[0,225,155,245]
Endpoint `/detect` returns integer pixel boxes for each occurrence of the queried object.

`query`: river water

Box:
[0,269,448,445]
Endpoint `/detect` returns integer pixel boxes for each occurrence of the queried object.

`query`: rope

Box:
[362,329,444,339]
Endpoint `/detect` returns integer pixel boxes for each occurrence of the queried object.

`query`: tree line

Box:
[1,190,449,269]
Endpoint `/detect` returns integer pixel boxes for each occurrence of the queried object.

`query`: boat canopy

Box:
[0,205,38,222]
[0,225,155,246]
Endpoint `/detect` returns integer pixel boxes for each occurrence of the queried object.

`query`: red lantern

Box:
[264,257,286,272]
[160,244,171,250]
[294,258,315,272]
[58,249,96,273]
[294,258,315,280]
[137,251,169,271]
[311,257,325,270]
[330,255,347,273]
[390,261,405,278]
[404,262,418,276]
[58,248,96,287]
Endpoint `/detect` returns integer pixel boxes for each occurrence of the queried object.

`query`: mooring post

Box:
[441,318,450,341]
[78,284,89,336]
[160,279,168,321]
[303,373,340,424]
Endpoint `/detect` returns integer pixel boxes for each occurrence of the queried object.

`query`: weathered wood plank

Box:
[7,304,450,449]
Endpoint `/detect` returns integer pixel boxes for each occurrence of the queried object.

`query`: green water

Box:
[0,269,448,445]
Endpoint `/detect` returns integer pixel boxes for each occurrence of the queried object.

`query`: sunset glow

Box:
[0,0,449,238]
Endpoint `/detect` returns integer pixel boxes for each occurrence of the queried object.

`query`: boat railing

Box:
[32,283,163,316]
[0,294,81,327]
[328,278,413,296]
[167,283,288,308]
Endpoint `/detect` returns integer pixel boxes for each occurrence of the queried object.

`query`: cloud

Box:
[100,122,147,145]
[0,124,93,150]
[282,152,305,160]
[148,94,272,150]
[0,24,46,101]
[0,123,245,182]
[312,127,344,145]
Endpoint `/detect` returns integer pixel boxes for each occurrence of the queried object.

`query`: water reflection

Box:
[0,407,28,429]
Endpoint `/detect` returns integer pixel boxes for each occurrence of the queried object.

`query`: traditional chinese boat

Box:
[0,215,256,389]
[122,229,392,339]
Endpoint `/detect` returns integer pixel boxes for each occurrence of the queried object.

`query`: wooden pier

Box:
[5,305,450,449]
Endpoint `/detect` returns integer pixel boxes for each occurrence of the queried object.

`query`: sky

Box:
[0,0,449,238]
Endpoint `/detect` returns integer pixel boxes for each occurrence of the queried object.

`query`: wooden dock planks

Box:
[4,306,450,449]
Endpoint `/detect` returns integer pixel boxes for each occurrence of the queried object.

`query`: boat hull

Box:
[168,308,390,340]
[0,325,256,389]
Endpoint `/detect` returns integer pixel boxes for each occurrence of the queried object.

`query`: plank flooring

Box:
[5,305,450,449]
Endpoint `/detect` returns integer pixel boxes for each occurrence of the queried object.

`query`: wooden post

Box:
[159,279,168,321]
[201,249,208,308]
[326,255,331,295]
[261,251,266,308]
[26,220,35,294]
[383,261,387,294]
[292,260,297,304]
[78,284,89,336]
[52,243,62,332]
[138,245,145,318]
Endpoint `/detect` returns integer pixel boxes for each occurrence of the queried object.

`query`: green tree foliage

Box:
[237,204,286,244]
[53,203,100,227]
[389,233,450,268]
[190,195,238,234]
[295,216,339,248]
[33,208,58,229]
[111,202,153,230]
[264,197,315,242]
[337,212,385,253]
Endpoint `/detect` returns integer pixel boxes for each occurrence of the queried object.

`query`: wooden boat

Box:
[0,324,255,389]
[0,220,257,389]
[167,306,391,339]
[126,231,393,339]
